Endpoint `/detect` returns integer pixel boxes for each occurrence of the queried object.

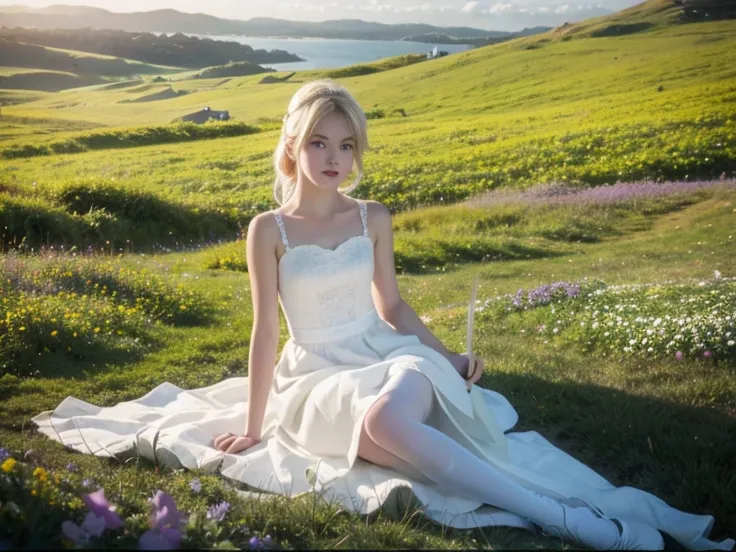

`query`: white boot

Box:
[533,494,665,550]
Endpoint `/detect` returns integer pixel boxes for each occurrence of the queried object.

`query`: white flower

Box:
[728,340,735,346]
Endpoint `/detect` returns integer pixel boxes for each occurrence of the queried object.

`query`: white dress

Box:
[33,200,734,551]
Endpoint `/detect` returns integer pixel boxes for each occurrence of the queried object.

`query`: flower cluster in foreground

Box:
[0,450,277,550]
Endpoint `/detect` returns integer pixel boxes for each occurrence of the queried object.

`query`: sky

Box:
[0,1,645,30]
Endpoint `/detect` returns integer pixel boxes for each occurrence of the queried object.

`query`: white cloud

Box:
[461,1,480,12]
[489,3,514,14]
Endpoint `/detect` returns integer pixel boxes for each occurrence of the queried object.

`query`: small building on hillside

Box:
[181,106,230,124]
[426,46,449,60]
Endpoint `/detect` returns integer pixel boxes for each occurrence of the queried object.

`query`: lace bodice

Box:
[274,201,376,342]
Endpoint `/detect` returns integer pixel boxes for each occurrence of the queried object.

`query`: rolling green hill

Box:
[1,0,734,250]
[0,3,735,550]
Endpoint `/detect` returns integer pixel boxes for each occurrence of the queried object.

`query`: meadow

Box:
[1,0,735,549]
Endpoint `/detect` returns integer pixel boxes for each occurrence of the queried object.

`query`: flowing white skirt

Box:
[32,312,734,551]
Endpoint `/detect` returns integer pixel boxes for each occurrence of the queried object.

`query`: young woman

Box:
[34,80,734,551]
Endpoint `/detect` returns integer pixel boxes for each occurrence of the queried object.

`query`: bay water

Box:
[188,34,473,71]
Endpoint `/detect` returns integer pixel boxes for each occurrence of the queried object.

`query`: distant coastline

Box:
[182,33,473,71]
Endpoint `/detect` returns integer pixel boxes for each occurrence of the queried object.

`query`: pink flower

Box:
[703,350,712,358]
[675,351,683,361]
[82,489,124,531]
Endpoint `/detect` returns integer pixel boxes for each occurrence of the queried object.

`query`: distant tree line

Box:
[0,27,303,69]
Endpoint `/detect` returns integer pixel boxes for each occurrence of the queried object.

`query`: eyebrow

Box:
[311,134,355,141]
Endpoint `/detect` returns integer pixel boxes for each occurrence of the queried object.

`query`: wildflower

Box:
[139,490,185,550]
[728,340,735,346]
[81,512,106,537]
[33,466,48,482]
[82,478,92,487]
[249,536,261,549]
[61,520,90,546]
[206,501,230,522]
[703,350,712,358]
[0,447,10,462]
[66,462,79,472]
[263,535,272,546]
[189,478,202,494]
[1,458,17,473]
[675,351,684,361]
[82,489,124,530]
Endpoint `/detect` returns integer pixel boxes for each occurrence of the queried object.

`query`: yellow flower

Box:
[94,327,101,333]
[51,330,58,337]
[19,326,26,332]
[1,458,17,473]
[33,467,48,482]
[179,305,187,311]
[31,489,37,496]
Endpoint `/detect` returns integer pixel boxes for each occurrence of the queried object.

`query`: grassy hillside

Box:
[0,2,735,549]
[1,183,734,549]
[1,3,734,249]
[0,39,181,92]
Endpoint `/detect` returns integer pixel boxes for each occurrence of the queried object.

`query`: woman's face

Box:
[298,111,355,192]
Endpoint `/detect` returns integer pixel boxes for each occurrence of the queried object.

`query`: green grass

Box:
[1,1,735,547]
[1,187,735,549]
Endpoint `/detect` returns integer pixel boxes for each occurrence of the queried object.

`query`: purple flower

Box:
[206,501,230,522]
[249,536,261,549]
[138,491,185,550]
[81,512,106,538]
[675,351,684,361]
[149,491,185,532]
[60,512,105,546]
[82,489,124,531]
[139,528,182,550]
[0,448,9,462]
[82,478,92,487]
[66,462,79,472]
[263,535,272,545]
[61,520,90,546]
[189,478,202,494]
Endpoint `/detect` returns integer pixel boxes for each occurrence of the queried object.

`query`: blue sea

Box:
[188,34,473,71]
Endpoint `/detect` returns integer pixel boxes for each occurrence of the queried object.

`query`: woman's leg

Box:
[359,368,623,549]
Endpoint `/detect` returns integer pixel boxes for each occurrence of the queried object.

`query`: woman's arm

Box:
[243,213,281,440]
[368,201,468,376]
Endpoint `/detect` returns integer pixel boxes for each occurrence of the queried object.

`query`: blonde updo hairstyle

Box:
[273,79,369,206]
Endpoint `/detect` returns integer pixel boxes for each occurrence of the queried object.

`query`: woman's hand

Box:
[450,352,484,392]
[213,432,261,455]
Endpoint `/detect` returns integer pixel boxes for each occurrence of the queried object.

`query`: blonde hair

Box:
[273,79,369,205]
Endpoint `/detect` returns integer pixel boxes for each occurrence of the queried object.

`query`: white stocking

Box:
[362,369,620,547]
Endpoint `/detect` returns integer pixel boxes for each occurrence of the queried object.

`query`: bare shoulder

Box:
[362,200,392,231]
[247,210,281,249]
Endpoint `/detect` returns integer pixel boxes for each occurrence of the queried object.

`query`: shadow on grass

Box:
[395,240,568,274]
[482,369,736,542]
[1,337,159,383]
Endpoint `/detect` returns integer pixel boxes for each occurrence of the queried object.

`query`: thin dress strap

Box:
[358,200,368,237]
[273,211,291,250]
